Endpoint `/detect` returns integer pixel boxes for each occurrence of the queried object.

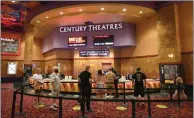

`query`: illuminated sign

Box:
[68,36,87,47]
[60,23,123,33]
[1,37,20,56]
[79,50,110,57]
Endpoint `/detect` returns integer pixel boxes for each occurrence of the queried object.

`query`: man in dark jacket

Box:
[78,65,93,113]
[132,68,147,109]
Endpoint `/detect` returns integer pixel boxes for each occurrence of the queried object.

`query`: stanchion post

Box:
[147,88,151,118]
[170,85,173,100]
[131,99,136,118]
[19,85,24,113]
[11,91,17,118]
[59,97,63,118]
[177,84,180,108]
[123,82,126,104]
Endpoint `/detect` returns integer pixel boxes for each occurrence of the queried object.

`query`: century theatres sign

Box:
[59,22,123,33]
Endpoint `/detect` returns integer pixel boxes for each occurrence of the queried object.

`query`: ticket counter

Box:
[29,78,160,93]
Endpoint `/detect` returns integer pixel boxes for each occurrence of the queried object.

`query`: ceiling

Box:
[1,1,170,38]
[31,3,156,38]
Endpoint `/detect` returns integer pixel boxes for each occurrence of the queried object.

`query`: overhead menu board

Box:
[79,50,110,57]
[1,37,21,56]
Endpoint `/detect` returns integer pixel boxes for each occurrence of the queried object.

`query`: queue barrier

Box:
[11,83,192,118]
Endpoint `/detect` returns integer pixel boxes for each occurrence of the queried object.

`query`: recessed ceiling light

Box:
[123,8,126,12]
[60,12,63,15]
[46,16,49,19]
[37,21,40,23]
[79,9,82,12]
[101,8,104,11]
[139,11,143,14]
[12,1,15,3]
[75,48,77,49]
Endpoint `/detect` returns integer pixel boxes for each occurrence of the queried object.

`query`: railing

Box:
[11,83,192,118]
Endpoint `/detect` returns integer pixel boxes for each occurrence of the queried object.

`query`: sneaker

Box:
[53,104,59,108]
[87,109,93,112]
[34,105,40,109]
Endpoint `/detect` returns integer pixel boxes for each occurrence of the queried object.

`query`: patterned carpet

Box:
[1,83,193,118]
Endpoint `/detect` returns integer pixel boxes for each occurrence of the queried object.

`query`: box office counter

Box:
[29,78,160,93]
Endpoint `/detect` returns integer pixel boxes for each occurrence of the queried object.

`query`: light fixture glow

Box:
[139,11,143,14]
[37,21,40,23]
[79,9,82,12]
[123,8,126,12]
[46,16,49,19]
[60,12,63,15]
[75,48,77,49]
[101,8,104,11]
[12,1,15,3]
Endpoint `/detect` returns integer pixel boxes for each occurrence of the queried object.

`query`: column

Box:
[23,24,34,76]
[157,3,181,63]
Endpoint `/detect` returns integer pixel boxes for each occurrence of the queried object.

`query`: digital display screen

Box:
[68,36,87,47]
[94,35,114,46]
[79,50,110,57]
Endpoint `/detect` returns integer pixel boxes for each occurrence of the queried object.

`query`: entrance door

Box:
[102,63,112,70]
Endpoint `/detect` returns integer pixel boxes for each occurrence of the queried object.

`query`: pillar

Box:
[157,3,182,63]
[23,24,34,77]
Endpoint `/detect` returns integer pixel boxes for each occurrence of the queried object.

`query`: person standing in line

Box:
[132,68,147,109]
[105,68,116,98]
[111,67,120,98]
[78,65,93,112]
[94,70,106,99]
[49,66,61,111]
[172,75,187,99]
[32,68,44,108]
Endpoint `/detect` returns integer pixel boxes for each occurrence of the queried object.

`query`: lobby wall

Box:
[120,16,160,78]
[1,31,45,77]
[178,2,193,85]
[44,49,74,76]
[73,48,116,78]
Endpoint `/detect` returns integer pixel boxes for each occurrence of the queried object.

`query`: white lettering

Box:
[1,37,15,42]
[59,23,123,32]
[118,23,123,29]
[59,27,64,32]
[110,24,114,30]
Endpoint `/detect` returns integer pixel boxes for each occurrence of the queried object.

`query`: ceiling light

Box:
[123,8,126,12]
[139,11,143,14]
[46,16,49,19]
[101,8,104,11]
[37,21,40,23]
[79,9,82,12]
[75,48,77,49]
[12,1,15,2]
[60,12,63,15]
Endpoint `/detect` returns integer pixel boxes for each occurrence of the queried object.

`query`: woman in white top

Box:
[49,66,61,110]
[172,76,187,99]
[94,70,106,99]
[32,68,44,108]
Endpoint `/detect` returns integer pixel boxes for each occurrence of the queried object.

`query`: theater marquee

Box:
[59,23,123,33]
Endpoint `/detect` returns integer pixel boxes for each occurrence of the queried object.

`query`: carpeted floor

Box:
[1,83,193,118]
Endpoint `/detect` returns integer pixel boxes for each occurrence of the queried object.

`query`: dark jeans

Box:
[114,81,118,97]
[81,86,91,111]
